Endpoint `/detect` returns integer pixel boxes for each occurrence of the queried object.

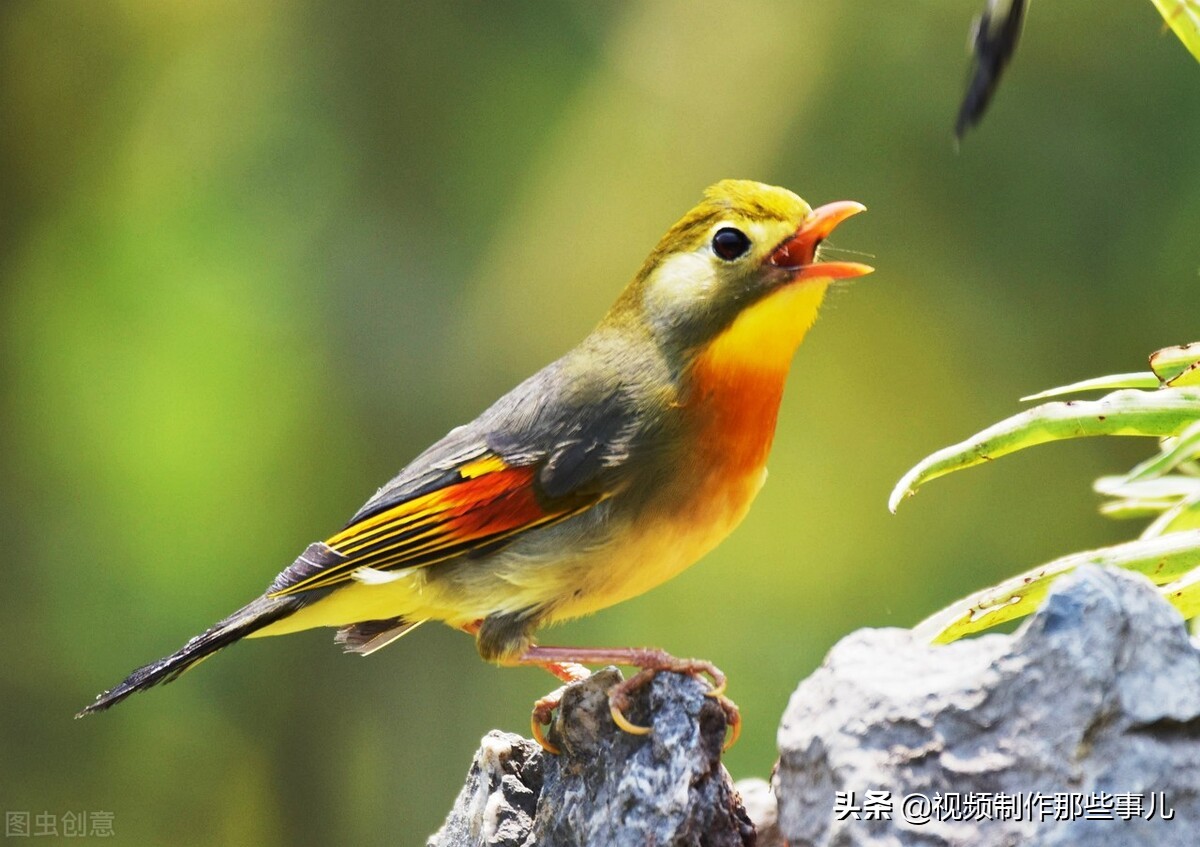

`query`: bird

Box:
[78,179,871,749]
[956,0,1028,141]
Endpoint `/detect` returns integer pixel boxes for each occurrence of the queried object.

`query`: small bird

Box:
[956,0,1028,141]
[79,180,871,747]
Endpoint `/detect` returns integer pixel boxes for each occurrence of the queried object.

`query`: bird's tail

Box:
[76,594,302,717]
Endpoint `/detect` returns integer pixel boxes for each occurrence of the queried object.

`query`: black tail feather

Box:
[334,616,422,655]
[77,594,300,717]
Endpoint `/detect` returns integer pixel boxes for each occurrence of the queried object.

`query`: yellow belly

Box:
[546,465,769,622]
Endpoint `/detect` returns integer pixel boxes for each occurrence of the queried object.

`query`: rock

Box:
[429,667,753,847]
[735,777,783,847]
[427,731,544,847]
[776,565,1200,846]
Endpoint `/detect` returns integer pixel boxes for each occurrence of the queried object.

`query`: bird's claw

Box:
[606,659,741,751]
[718,696,742,751]
[530,685,567,755]
[608,667,656,735]
[609,699,652,735]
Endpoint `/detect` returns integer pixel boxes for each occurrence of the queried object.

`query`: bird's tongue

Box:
[768,200,874,280]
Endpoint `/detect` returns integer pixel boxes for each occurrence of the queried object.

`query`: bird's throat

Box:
[687,281,829,474]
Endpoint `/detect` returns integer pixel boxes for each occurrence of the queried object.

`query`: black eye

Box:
[711,227,751,261]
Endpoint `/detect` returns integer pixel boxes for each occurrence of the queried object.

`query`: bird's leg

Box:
[460,621,592,753]
[514,645,741,751]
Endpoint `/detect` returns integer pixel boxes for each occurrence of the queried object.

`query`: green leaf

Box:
[1150,341,1200,384]
[1019,372,1158,402]
[1149,0,1200,63]
[1123,419,1200,482]
[1142,493,1200,538]
[1167,362,1200,388]
[1162,565,1200,620]
[913,530,1200,644]
[1094,473,1200,500]
[1099,498,1180,519]
[889,388,1200,512]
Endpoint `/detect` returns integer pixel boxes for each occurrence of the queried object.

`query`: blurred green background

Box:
[2,1,1197,844]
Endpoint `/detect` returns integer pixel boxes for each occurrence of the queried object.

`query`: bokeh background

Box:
[2,1,1197,844]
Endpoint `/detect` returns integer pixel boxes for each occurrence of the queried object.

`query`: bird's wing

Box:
[266,361,645,598]
[265,451,599,597]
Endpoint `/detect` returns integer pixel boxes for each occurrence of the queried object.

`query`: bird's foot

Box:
[530,686,567,755]
[607,655,741,751]
[528,660,591,754]
[517,645,740,752]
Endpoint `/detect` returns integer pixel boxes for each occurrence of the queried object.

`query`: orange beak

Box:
[768,200,873,281]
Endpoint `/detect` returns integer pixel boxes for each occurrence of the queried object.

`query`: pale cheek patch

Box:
[646,250,716,305]
[642,250,718,334]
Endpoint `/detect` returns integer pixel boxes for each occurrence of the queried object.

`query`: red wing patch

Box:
[268,455,592,597]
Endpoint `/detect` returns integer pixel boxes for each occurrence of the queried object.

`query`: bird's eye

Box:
[711,227,751,261]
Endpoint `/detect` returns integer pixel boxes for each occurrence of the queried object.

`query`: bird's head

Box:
[607,179,871,365]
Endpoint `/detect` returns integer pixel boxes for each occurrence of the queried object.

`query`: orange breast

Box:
[685,279,830,480]
[689,352,788,479]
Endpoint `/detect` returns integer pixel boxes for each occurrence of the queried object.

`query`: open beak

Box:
[768,200,873,281]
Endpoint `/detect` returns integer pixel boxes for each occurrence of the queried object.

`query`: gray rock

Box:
[776,565,1200,846]
[427,731,544,847]
[735,777,783,847]
[429,667,753,847]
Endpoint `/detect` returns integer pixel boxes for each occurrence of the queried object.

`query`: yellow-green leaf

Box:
[1162,566,1200,620]
[1094,473,1200,500]
[1142,493,1200,538]
[1020,372,1158,402]
[913,530,1200,644]
[1150,341,1200,384]
[1124,419,1200,481]
[1149,0,1200,62]
[1168,362,1200,388]
[1099,498,1180,519]
[889,388,1200,512]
